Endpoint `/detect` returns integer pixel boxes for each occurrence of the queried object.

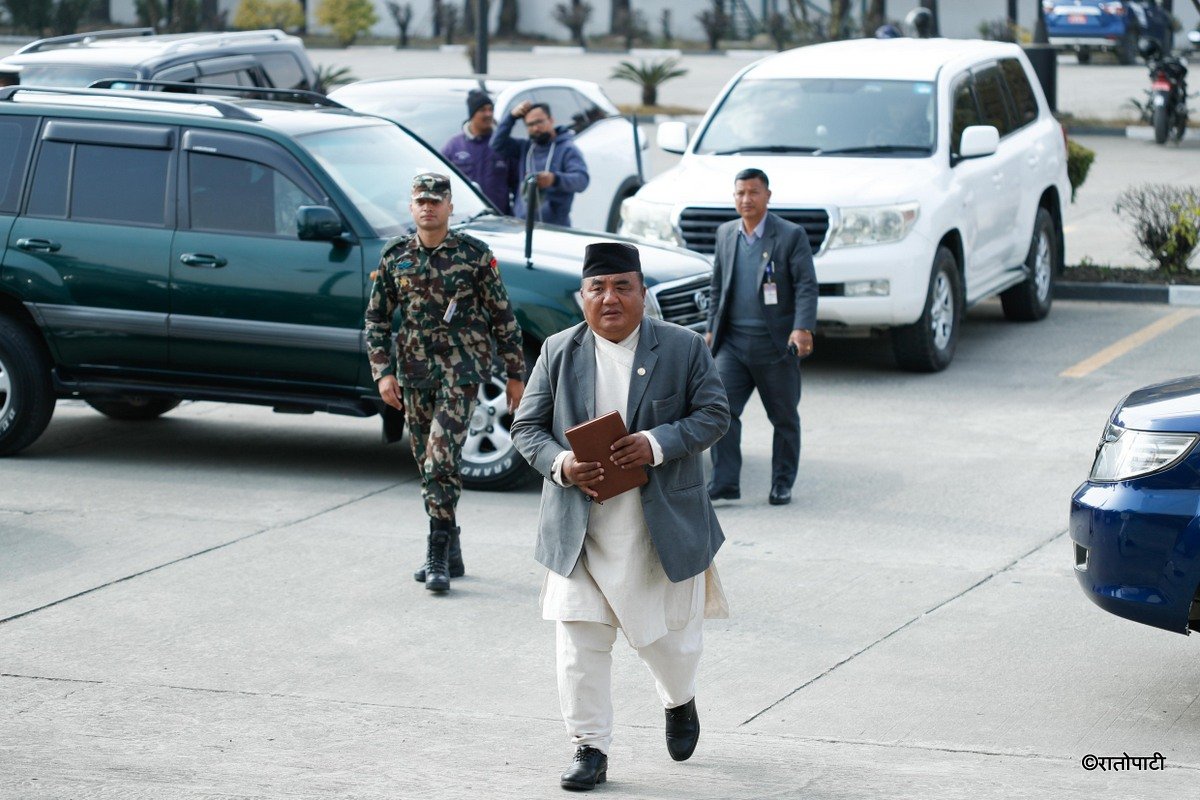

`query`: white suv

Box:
[621,39,1070,371]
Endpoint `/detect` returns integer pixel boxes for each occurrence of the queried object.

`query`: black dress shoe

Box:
[707,485,740,501]
[664,698,700,762]
[768,484,792,505]
[560,746,607,791]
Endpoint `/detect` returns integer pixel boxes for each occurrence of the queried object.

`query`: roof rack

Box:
[88,79,347,108]
[159,29,291,54]
[0,85,261,121]
[16,28,156,55]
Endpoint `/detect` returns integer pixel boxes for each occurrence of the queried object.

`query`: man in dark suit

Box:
[512,242,730,791]
[705,168,818,506]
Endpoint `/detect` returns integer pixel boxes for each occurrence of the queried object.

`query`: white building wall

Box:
[103,1,1200,46]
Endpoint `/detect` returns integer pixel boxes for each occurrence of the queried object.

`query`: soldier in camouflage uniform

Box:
[365,173,526,593]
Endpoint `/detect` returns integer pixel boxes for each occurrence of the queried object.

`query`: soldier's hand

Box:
[377,375,403,411]
[610,433,653,469]
[506,378,525,414]
[563,453,604,498]
[535,171,555,189]
[513,100,533,119]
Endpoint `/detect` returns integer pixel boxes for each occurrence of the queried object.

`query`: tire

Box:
[1153,102,1170,144]
[606,179,642,233]
[86,396,181,420]
[1001,207,1058,322]
[1077,47,1092,65]
[891,247,962,373]
[0,316,56,456]
[459,347,539,491]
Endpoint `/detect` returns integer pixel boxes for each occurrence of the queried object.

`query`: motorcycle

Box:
[1138,36,1190,145]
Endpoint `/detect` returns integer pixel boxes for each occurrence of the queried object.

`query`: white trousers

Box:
[555,611,704,755]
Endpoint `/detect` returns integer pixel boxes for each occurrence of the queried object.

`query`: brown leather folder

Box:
[564,410,648,503]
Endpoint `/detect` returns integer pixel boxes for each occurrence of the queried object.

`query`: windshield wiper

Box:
[711,145,819,155]
[460,209,500,224]
[815,145,931,155]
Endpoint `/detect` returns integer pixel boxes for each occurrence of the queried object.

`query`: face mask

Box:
[532,131,553,146]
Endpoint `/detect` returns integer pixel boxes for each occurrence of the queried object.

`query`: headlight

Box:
[618,197,682,247]
[828,202,919,249]
[1089,423,1198,482]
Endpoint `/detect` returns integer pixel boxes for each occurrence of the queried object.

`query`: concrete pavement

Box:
[4,300,1200,797]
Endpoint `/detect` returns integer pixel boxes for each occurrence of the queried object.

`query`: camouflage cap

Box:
[412,172,452,201]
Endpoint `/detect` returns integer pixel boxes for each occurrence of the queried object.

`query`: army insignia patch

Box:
[489,257,498,270]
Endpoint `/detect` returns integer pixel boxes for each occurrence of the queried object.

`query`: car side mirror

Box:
[957,125,999,160]
[297,205,346,242]
[656,121,689,154]
[1187,30,1200,46]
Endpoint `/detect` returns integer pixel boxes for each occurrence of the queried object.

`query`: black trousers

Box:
[709,328,802,491]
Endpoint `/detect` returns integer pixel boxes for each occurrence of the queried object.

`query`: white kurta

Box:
[541,328,728,648]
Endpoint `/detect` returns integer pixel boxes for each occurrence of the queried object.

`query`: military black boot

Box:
[423,522,452,593]
[413,526,464,582]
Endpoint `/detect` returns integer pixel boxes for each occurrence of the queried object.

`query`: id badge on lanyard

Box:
[762,252,778,306]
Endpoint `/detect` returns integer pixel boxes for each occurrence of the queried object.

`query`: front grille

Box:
[652,274,711,330]
[678,207,830,256]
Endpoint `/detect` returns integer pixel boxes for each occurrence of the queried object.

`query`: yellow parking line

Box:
[1061,309,1199,378]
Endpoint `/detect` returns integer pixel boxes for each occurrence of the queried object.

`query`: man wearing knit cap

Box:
[441,88,517,214]
[512,242,730,790]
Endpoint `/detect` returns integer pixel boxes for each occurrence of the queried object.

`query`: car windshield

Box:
[695,78,936,157]
[298,122,490,239]
[337,90,466,151]
[14,64,138,87]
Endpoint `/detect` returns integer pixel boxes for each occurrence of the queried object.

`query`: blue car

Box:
[1071,376,1200,635]
[1044,0,1174,64]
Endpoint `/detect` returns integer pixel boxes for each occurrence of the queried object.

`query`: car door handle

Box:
[15,238,62,253]
[179,253,228,268]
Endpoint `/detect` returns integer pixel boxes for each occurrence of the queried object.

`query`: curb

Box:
[1054,281,1200,305]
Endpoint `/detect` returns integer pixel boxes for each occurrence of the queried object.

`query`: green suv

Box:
[0,86,712,488]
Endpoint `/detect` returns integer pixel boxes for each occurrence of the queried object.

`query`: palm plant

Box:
[314,64,356,94]
[610,57,687,108]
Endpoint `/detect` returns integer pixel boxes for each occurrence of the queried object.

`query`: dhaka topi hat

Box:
[412,172,451,201]
[467,88,493,119]
[583,242,641,278]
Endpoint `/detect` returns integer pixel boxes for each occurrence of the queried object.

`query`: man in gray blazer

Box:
[512,242,730,791]
[705,168,818,506]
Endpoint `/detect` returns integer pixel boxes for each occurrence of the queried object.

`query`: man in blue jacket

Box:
[491,99,590,227]
[441,89,517,215]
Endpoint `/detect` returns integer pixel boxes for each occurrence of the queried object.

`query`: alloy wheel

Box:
[930,271,954,351]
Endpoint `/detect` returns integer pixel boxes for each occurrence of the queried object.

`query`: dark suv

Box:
[0,86,712,488]
[0,28,317,92]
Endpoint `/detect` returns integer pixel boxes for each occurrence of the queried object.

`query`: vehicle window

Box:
[298,122,488,239]
[694,78,935,157]
[576,91,611,128]
[999,58,1038,128]
[72,144,169,225]
[188,152,316,237]
[972,66,1013,137]
[0,116,37,214]
[196,69,255,90]
[13,65,138,88]
[258,52,310,91]
[950,79,982,156]
[535,87,589,134]
[26,141,71,218]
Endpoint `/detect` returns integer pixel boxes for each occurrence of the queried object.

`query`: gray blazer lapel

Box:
[573,327,596,419]
[626,318,659,426]
[720,223,737,297]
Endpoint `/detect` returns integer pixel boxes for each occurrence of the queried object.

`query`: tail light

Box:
[1152,72,1172,91]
